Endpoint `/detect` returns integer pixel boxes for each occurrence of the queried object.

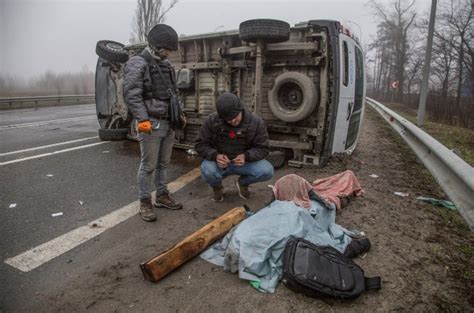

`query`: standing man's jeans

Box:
[201,159,274,187]
[137,119,175,200]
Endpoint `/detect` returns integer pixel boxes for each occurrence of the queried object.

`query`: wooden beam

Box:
[140,206,248,282]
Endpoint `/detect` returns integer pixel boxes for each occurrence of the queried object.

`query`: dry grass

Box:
[382,102,474,166]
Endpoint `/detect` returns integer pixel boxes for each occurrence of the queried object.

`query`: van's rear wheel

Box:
[239,19,290,43]
[96,40,129,63]
[268,72,318,122]
[98,116,130,141]
[98,128,128,141]
[267,150,286,169]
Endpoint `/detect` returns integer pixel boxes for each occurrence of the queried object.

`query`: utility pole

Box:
[417,0,437,127]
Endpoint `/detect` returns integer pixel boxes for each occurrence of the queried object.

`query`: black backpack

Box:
[282,237,381,299]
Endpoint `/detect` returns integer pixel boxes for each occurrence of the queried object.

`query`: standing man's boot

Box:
[139,198,157,222]
[155,193,183,210]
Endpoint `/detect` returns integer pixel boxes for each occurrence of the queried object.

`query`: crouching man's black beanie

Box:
[216,93,243,121]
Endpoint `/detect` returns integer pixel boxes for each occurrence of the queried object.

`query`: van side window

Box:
[354,47,364,111]
[343,41,349,86]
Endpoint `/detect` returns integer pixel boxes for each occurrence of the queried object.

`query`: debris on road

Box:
[79,201,84,206]
[369,174,379,178]
[417,196,457,210]
[46,174,54,177]
[394,192,409,197]
[51,212,64,217]
[9,203,17,209]
[140,206,248,282]
[102,150,110,154]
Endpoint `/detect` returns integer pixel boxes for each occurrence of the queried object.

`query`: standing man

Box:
[195,92,274,201]
[124,24,183,222]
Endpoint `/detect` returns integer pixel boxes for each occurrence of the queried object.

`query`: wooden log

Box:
[140,206,248,282]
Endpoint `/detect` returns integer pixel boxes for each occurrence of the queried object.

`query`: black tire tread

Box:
[239,19,290,43]
[96,40,128,63]
[98,128,129,141]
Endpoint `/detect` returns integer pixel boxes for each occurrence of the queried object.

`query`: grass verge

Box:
[379,102,474,166]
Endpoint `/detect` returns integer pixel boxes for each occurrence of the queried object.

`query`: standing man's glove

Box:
[138,120,152,133]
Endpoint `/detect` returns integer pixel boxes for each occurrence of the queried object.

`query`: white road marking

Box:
[0,136,98,157]
[4,167,202,272]
[0,115,95,129]
[0,141,109,166]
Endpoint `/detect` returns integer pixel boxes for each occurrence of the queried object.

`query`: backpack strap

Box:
[364,276,381,291]
[140,50,175,97]
[146,56,176,97]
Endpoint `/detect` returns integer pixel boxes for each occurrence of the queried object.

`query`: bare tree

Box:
[437,0,473,105]
[370,0,417,101]
[130,0,179,43]
[79,65,93,94]
[368,0,473,128]
[431,0,473,127]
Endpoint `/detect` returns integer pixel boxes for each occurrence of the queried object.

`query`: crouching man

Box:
[195,92,274,201]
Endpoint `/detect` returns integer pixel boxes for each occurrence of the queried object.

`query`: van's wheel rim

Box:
[279,82,304,111]
[268,71,318,122]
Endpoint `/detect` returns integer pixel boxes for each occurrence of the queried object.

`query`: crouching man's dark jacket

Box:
[195,110,270,162]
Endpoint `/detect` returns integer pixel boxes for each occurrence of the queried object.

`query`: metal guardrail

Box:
[0,95,95,109]
[366,97,474,230]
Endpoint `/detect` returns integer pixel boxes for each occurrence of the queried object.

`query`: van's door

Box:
[331,34,356,153]
[344,45,365,153]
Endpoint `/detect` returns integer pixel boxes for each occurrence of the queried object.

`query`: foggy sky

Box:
[1,0,433,79]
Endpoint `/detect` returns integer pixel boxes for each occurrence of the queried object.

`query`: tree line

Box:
[1,0,177,97]
[0,66,95,97]
[367,0,473,129]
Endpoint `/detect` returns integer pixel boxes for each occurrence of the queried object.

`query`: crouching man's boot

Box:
[155,192,183,210]
[212,185,224,202]
[139,198,157,222]
[235,180,250,199]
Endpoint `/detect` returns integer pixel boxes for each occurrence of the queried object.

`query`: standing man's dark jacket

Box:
[195,109,270,162]
[123,49,175,122]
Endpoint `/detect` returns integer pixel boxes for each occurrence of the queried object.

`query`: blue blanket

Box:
[200,200,353,293]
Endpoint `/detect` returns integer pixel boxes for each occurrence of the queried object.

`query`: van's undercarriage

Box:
[95,20,349,167]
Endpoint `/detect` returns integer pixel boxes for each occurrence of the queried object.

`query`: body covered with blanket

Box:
[201,173,363,292]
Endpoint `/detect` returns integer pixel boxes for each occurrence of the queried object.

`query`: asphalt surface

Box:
[0,104,201,311]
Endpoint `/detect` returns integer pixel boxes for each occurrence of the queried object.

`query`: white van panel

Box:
[332,34,356,153]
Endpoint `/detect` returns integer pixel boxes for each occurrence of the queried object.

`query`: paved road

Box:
[0,104,201,311]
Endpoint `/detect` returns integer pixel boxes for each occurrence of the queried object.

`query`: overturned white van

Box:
[95,19,365,167]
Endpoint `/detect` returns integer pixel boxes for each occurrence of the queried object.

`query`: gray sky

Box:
[0,0,433,79]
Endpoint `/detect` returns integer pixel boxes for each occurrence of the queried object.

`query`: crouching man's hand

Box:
[216,154,230,168]
[232,154,245,166]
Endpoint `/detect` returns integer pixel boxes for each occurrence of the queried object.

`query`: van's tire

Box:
[98,128,129,141]
[239,19,290,43]
[96,40,129,63]
[268,72,318,122]
[267,150,286,169]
